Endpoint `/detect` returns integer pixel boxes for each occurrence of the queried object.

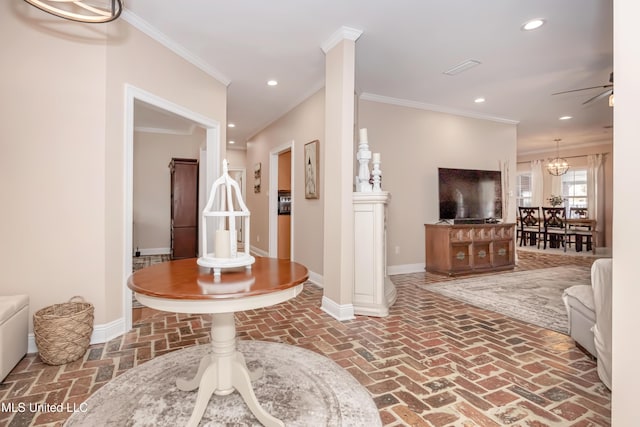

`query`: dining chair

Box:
[569,207,593,252]
[570,207,589,219]
[518,206,542,248]
[542,207,575,252]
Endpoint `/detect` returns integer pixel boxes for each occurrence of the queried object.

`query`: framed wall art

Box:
[304,140,319,199]
[254,162,261,193]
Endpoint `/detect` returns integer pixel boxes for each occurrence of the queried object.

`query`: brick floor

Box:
[0,251,610,426]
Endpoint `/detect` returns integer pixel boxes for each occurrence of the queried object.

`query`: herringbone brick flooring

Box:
[0,251,610,426]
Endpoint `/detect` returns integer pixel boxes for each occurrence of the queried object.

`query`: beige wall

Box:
[133,130,204,252]
[358,100,518,269]
[247,93,517,276]
[246,89,325,275]
[226,149,247,170]
[0,5,226,331]
[517,142,613,247]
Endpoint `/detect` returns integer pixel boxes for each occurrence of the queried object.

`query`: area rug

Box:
[420,266,591,333]
[65,340,381,427]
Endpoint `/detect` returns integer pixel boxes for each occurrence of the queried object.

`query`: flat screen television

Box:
[438,167,502,222]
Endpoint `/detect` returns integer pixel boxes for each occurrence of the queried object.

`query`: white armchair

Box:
[563,258,612,389]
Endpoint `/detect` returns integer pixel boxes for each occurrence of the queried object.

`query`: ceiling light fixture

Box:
[267,80,278,86]
[228,123,235,128]
[547,138,570,176]
[229,140,235,144]
[521,18,545,31]
[608,94,614,107]
[443,60,481,76]
[23,0,123,23]
[559,116,572,120]
[474,97,485,103]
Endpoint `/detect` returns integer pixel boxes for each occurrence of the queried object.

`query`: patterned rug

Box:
[65,340,381,427]
[419,266,592,333]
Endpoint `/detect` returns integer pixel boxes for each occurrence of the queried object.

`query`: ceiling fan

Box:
[552,72,614,105]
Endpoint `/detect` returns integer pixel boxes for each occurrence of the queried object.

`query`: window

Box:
[561,169,588,211]
[516,173,532,207]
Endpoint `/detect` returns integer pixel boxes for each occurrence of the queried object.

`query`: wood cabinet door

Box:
[170,158,198,259]
[171,227,197,259]
[450,243,472,271]
[492,241,512,267]
[473,242,492,268]
[171,161,198,227]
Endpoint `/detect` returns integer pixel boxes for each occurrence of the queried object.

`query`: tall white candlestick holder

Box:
[372,158,382,192]
[198,159,255,276]
[356,127,373,192]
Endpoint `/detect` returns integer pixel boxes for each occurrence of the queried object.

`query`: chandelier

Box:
[547,138,570,176]
[23,0,123,23]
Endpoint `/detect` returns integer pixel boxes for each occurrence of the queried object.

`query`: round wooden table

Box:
[128,257,309,427]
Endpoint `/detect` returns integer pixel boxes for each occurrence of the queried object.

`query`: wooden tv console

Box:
[424,223,516,276]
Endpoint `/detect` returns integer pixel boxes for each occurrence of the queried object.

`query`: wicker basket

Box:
[33,296,94,365]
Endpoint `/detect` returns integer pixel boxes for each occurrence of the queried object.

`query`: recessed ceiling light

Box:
[228,123,235,128]
[474,97,485,103]
[267,80,278,86]
[521,18,545,31]
[559,116,572,120]
[229,140,235,144]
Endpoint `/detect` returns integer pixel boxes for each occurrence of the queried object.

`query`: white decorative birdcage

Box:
[197,159,255,276]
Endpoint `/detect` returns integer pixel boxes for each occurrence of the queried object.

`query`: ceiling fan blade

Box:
[582,89,613,105]
[552,84,613,96]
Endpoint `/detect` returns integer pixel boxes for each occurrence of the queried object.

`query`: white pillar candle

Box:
[359,128,368,142]
[372,152,381,163]
[215,229,230,258]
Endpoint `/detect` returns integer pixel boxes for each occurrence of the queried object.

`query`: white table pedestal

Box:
[178,312,283,427]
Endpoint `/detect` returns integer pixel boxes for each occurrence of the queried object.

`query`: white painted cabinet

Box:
[353,191,396,316]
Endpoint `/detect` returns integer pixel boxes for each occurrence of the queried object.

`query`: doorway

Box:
[124,85,221,331]
[228,167,247,250]
[277,150,292,259]
[269,142,294,259]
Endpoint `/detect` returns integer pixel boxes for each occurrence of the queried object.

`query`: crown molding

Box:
[359,92,520,125]
[121,10,231,86]
[518,139,613,156]
[321,26,363,53]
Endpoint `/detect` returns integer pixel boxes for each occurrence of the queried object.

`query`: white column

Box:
[321,27,362,320]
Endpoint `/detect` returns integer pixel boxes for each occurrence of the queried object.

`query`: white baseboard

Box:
[306,270,323,287]
[250,245,269,257]
[387,263,425,275]
[137,248,170,256]
[28,317,126,354]
[321,296,355,321]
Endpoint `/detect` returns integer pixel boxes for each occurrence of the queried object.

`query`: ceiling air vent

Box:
[443,59,481,76]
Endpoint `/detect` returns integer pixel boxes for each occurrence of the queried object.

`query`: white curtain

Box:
[500,160,510,221]
[531,160,544,207]
[531,160,544,206]
[587,153,606,247]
